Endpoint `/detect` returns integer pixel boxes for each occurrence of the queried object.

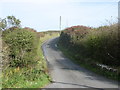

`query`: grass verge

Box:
[2,31,59,88]
[58,43,119,81]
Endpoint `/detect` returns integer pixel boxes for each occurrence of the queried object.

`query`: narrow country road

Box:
[42,37,119,88]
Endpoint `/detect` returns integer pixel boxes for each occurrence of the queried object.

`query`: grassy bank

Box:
[58,44,119,81]
[2,27,59,88]
[58,24,119,81]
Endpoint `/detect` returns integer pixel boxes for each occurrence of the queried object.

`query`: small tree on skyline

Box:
[0,15,21,31]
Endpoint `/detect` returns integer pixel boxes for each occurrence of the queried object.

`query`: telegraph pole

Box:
[59,16,61,30]
[66,19,68,28]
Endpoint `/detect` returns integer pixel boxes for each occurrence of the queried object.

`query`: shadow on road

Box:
[51,81,109,90]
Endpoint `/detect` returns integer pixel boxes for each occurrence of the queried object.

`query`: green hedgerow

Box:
[3,27,38,67]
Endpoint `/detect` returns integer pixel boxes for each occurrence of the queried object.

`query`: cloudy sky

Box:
[0,0,119,32]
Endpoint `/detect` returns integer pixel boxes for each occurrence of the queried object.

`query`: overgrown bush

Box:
[3,27,38,67]
[58,24,119,80]
[83,24,119,66]
[1,16,52,88]
[59,24,119,67]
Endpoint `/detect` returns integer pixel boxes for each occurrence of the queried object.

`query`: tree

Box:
[0,18,7,31]
[0,16,21,31]
[7,16,21,27]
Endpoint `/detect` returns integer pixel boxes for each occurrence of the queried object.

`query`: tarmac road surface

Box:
[42,37,119,89]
